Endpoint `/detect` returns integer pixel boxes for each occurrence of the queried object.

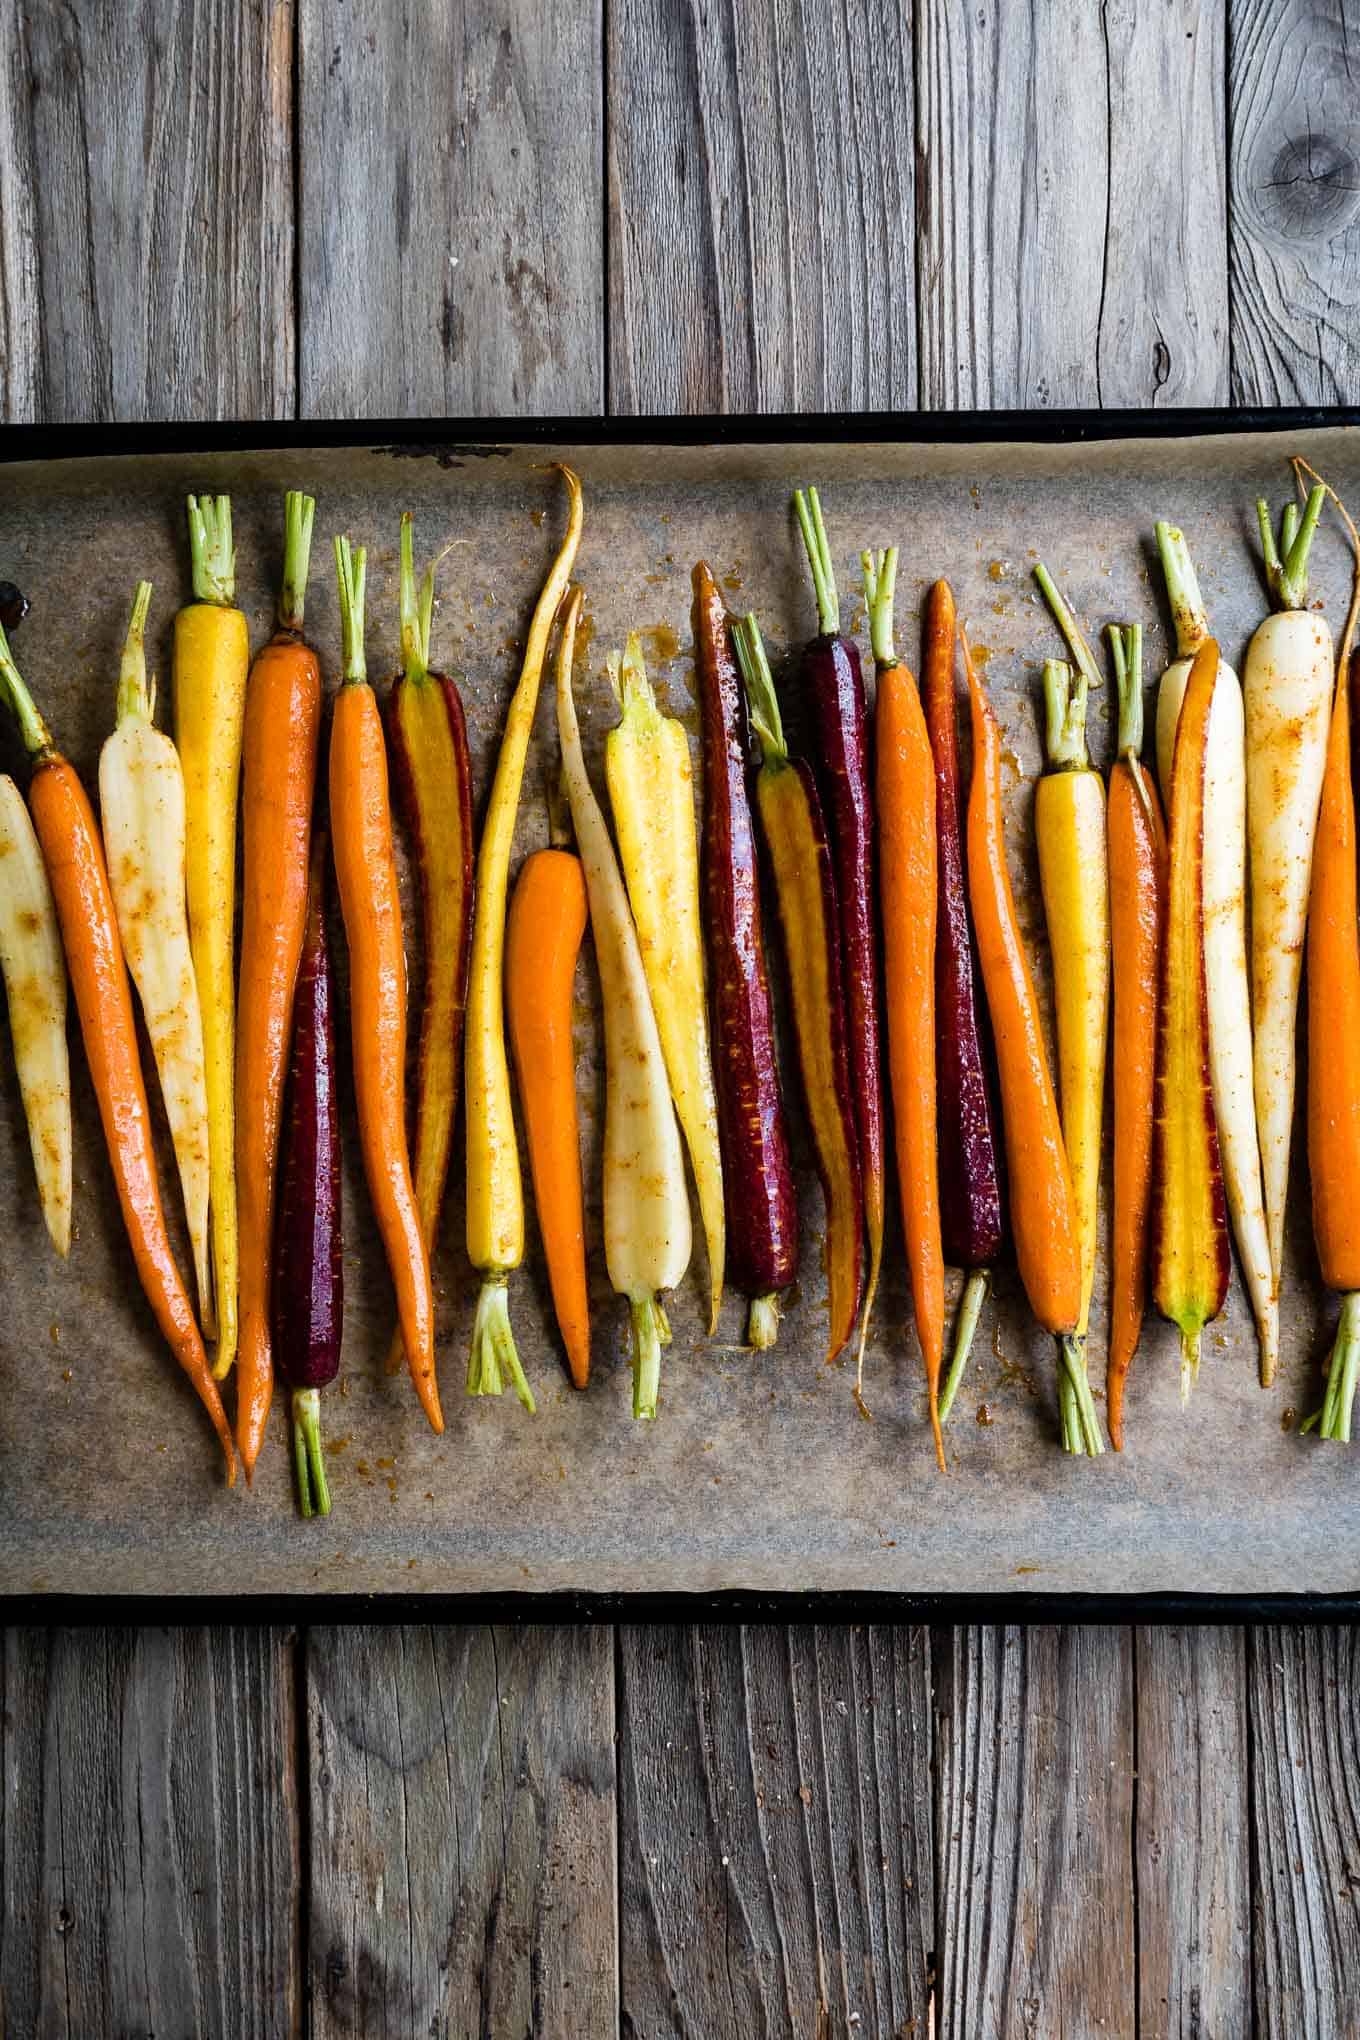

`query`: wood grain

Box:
[607,0,915,414]
[0,0,295,422]
[0,1626,299,2036]
[1247,1625,1360,2037]
[297,0,603,418]
[307,1624,616,2038]
[1228,0,1360,403]
[617,1623,934,2039]
[932,1624,1135,2036]
[1135,1627,1251,2037]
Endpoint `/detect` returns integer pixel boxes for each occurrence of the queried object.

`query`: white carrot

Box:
[605,632,724,1333]
[556,588,691,1417]
[1154,521,1278,1384]
[1246,477,1332,1292]
[0,772,70,1254]
[100,580,212,1316]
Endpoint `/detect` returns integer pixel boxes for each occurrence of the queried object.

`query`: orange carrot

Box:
[1104,625,1167,1451]
[964,635,1091,1445]
[506,785,591,1388]
[330,538,442,1434]
[0,627,235,1480]
[235,492,321,1478]
[865,548,945,1466]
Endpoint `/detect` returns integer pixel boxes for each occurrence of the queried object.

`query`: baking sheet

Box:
[1,420,1358,1602]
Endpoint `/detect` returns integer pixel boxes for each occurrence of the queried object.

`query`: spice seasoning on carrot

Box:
[922,581,1004,1425]
[865,547,945,1467]
[735,612,864,1370]
[0,623,235,1480]
[506,777,591,1389]
[692,561,798,1349]
[963,634,1095,1451]
[234,493,321,1478]
[1104,623,1167,1451]
[0,769,70,1257]
[385,513,474,1381]
[175,494,249,1372]
[465,466,582,1409]
[330,536,442,1434]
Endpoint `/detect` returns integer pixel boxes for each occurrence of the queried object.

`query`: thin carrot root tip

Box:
[1059,1336,1105,1457]
[630,1294,667,1419]
[937,1267,990,1428]
[467,1278,537,1413]
[292,1388,331,1519]
[747,1294,781,1351]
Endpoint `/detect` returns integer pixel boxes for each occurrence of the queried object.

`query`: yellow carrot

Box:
[605,632,724,1332]
[175,495,249,1372]
[0,773,70,1255]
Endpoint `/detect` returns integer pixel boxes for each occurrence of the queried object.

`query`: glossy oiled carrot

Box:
[866,548,945,1467]
[385,512,474,1382]
[1104,624,1167,1452]
[175,494,249,1372]
[1153,638,1230,1400]
[506,790,590,1389]
[330,537,441,1434]
[0,625,235,1480]
[963,637,1090,1446]
[0,772,70,1257]
[235,493,321,1478]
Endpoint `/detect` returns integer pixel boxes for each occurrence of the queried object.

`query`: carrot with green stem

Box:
[963,635,1096,1452]
[1104,622,1167,1450]
[1032,565,1111,1455]
[465,465,582,1408]
[234,493,321,1477]
[792,487,882,1384]
[605,631,725,1332]
[865,547,945,1467]
[385,512,474,1381]
[0,622,235,1479]
[735,611,863,1370]
[175,492,249,1371]
[0,771,69,1256]
[330,536,441,1433]
[506,776,591,1389]
[556,588,691,1416]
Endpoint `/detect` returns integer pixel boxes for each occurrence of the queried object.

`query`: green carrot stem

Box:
[937,1266,989,1425]
[793,487,839,637]
[1033,561,1103,703]
[733,613,788,762]
[116,581,155,723]
[398,510,436,686]
[279,492,316,634]
[186,494,235,607]
[860,547,898,669]
[1179,1326,1202,1408]
[0,619,53,758]
[1154,521,1210,658]
[630,1292,668,1419]
[333,536,368,686]
[1308,1291,1360,1443]
[1041,659,1090,771]
[1060,1335,1105,1456]
[467,1275,537,1412]
[610,632,661,724]
[1105,621,1144,762]
[1260,481,1326,612]
[291,1388,332,1518]
[747,1293,781,1351]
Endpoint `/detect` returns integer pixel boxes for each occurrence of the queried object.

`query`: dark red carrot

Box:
[692,560,798,1346]
[921,580,1005,1422]
[792,487,882,1386]
[272,831,343,1518]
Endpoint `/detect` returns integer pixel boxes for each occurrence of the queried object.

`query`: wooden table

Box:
[1,1,1356,2032]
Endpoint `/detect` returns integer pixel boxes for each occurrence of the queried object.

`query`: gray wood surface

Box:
[0,0,1355,2032]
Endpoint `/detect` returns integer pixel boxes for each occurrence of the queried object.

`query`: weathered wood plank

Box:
[915,0,1229,407]
[932,1624,1135,2036]
[618,1623,934,2039]
[1228,0,1360,403]
[1135,1627,1251,2037]
[308,1624,616,2038]
[1248,1625,1360,2037]
[296,0,603,418]
[0,0,295,422]
[607,0,915,414]
[0,1626,299,2037]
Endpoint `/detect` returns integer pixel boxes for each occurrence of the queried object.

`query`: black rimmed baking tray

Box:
[1,408,1357,1617]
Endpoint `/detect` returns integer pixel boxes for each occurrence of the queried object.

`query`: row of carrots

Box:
[1,459,1357,1514]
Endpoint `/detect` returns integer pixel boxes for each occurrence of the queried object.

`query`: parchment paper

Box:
[1,426,1357,1600]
